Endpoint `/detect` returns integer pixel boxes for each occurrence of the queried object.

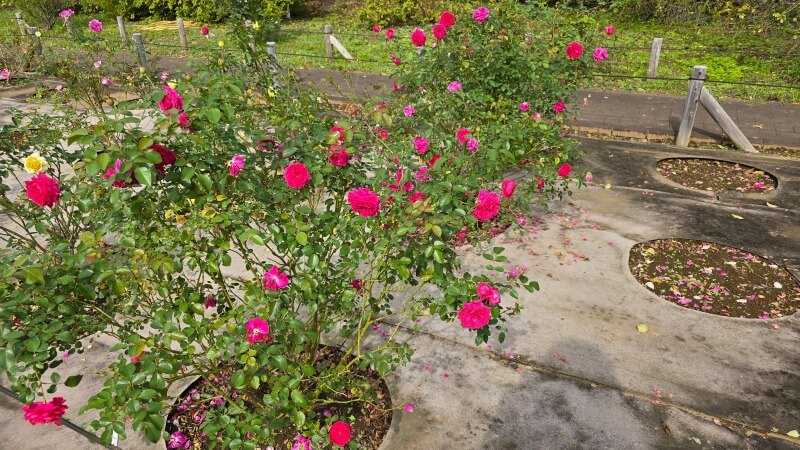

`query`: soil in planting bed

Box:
[629,239,800,318]
[165,347,391,449]
[656,158,776,194]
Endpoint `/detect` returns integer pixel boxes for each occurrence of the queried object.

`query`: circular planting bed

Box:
[165,347,392,449]
[629,239,800,318]
[656,158,777,194]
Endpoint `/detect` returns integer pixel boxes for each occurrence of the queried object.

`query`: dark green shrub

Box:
[9,0,75,30]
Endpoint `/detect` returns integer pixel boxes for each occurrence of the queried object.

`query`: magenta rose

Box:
[284,162,311,189]
[477,282,501,305]
[604,24,615,36]
[158,85,184,114]
[25,173,60,208]
[150,144,176,174]
[88,19,103,33]
[411,28,427,47]
[557,163,572,178]
[347,188,381,217]
[593,47,609,62]
[414,136,429,154]
[385,28,395,40]
[22,397,68,425]
[440,11,456,27]
[245,317,270,344]
[472,6,490,23]
[433,23,447,40]
[328,145,349,167]
[471,189,500,222]
[566,41,584,59]
[456,127,471,143]
[501,179,517,198]
[457,301,491,329]
[553,101,566,114]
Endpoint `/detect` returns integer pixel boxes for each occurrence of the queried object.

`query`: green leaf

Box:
[206,108,222,123]
[134,167,152,187]
[292,410,305,427]
[197,173,213,192]
[23,267,45,284]
[64,374,83,387]
[144,423,161,443]
[181,167,196,183]
[290,389,307,407]
[97,153,111,170]
[296,231,308,245]
[137,137,154,151]
[231,370,246,389]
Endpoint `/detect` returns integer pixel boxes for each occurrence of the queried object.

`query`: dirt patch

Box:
[656,158,776,194]
[629,239,800,319]
[165,347,391,449]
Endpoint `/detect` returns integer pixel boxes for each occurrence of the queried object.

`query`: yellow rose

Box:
[23,152,48,173]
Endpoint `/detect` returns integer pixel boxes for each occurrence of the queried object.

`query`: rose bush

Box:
[0,7,557,448]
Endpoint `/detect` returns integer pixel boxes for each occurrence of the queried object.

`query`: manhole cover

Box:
[656,158,776,194]
[629,239,799,318]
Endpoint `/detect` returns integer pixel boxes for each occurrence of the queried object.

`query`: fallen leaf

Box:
[731,214,744,220]
[787,430,799,438]
[604,183,612,189]
[753,124,764,129]
[772,428,780,433]
[637,324,649,333]
[766,202,778,208]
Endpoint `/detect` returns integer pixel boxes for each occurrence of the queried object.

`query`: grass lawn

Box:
[2,7,799,102]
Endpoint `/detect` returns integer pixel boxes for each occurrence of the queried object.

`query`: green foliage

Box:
[78,0,292,23]
[9,0,74,30]
[356,0,445,26]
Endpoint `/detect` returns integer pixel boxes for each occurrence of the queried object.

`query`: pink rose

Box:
[533,112,542,121]
[284,162,311,189]
[245,317,270,344]
[229,154,245,176]
[440,11,456,27]
[403,105,415,117]
[585,172,593,183]
[159,85,184,114]
[456,128,471,143]
[390,55,402,66]
[457,301,491,329]
[411,28,426,47]
[372,24,381,32]
[25,173,60,207]
[471,189,500,222]
[88,19,103,33]
[519,102,530,112]
[330,124,345,143]
[593,47,608,62]
[466,138,478,152]
[201,25,209,36]
[433,23,447,40]
[347,188,381,217]
[557,163,572,178]
[501,179,516,198]
[477,282,501,305]
[178,111,191,130]
[385,28,395,40]
[447,80,462,93]
[21,397,68,426]
[328,145,349,166]
[553,101,566,114]
[566,41,584,59]
[414,136,429,154]
[263,265,289,290]
[604,24,615,36]
[472,6,490,23]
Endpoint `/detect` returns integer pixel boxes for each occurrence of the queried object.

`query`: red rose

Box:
[566,41,584,59]
[347,188,381,217]
[21,397,68,425]
[411,28,427,47]
[440,11,456,28]
[536,177,546,190]
[501,179,516,198]
[329,421,352,446]
[149,144,176,174]
[433,23,447,40]
[328,145,349,167]
[457,301,491,329]
[158,85,183,114]
[284,162,311,189]
[557,163,572,178]
[25,173,60,208]
[200,25,209,36]
[330,124,345,143]
[456,128,471,143]
[471,189,500,222]
[428,154,442,168]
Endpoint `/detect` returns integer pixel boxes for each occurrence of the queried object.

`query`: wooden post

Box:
[15,12,27,36]
[286,4,291,19]
[329,35,353,60]
[28,27,42,57]
[266,41,278,86]
[324,25,333,59]
[266,41,277,59]
[177,18,188,50]
[132,33,146,66]
[699,87,758,153]
[647,37,662,79]
[676,65,707,147]
[117,16,127,42]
